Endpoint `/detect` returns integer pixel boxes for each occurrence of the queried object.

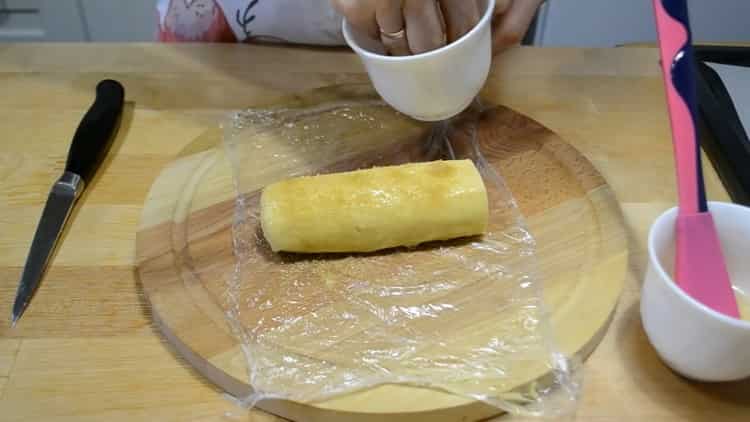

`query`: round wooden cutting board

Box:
[136,86,628,422]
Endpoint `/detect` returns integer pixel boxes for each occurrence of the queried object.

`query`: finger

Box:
[492,0,512,31]
[438,0,480,43]
[331,0,380,40]
[494,0,512,16]
[403,0,446,54]
[492,0,543,53]
[376,0,410,56]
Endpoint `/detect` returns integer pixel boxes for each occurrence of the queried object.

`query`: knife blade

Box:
[11,79,125,326]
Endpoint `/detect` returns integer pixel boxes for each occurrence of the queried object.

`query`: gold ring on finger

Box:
[380,28,406,40]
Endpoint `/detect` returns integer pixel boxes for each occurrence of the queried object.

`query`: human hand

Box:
[332,0,544,56]
[492,0,544,53]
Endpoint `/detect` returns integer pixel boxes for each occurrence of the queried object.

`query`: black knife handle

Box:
[64,79,125,183]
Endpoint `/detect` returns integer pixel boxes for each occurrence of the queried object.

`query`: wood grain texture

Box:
[0,339,20,376]
[1,44,748,421]
[135,85,628,421]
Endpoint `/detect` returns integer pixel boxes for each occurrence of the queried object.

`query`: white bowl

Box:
[641,202,750,381]
[342,0,495,122]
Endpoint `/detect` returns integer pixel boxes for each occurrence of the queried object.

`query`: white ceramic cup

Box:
[641,202,750,381]
[342,0,495,122]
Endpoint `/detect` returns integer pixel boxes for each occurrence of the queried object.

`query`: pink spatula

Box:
[653,0,740,317]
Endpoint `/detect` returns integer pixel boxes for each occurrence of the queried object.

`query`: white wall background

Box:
[1,0,749,45]
[0,0,154,41]
[79,0,155,41]
[537,0,750,47]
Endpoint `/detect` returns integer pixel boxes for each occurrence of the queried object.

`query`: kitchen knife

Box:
[11,79,125,326]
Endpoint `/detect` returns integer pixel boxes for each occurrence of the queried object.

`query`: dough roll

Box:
[260,160,489,253]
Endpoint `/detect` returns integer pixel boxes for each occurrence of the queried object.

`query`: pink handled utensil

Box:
[653,0,740,317]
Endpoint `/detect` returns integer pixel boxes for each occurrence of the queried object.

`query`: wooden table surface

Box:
[0,44,748,422]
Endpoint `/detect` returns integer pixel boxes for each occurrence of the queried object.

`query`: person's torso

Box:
[157,0,344,44]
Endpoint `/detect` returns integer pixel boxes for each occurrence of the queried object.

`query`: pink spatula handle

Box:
[653,0,740,318]
[653,0,705,214]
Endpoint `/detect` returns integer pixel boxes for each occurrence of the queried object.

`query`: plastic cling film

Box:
[221,86,581,417]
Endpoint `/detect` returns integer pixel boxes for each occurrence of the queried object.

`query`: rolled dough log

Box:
[260,160,488,253]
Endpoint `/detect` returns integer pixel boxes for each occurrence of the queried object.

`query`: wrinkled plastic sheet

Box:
[222,89,581,417]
